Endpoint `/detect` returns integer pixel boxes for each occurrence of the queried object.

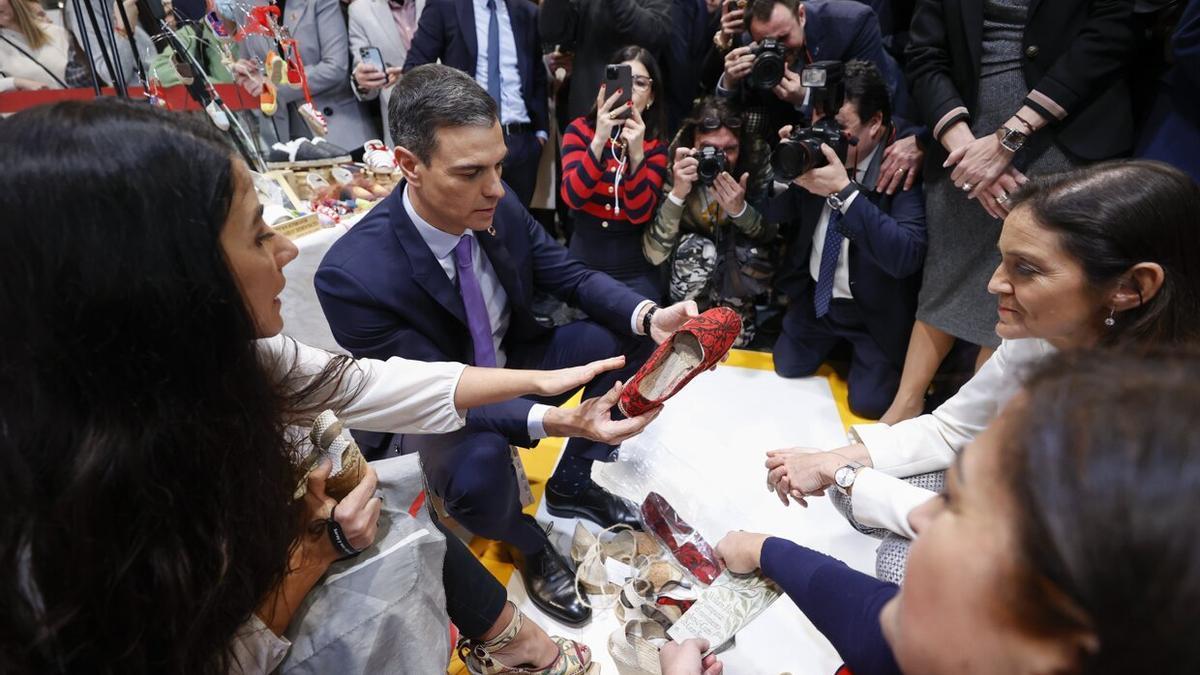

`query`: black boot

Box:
[510,541,592,626]
[545,482,643,530]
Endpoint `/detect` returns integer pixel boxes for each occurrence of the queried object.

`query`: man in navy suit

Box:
[403,0,548,207]
[316,65,697,625]
[767,61,926,419]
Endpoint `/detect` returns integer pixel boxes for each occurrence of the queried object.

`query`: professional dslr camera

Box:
[772,61,854,182]
[747,38,787,90]
[696,146,728,186]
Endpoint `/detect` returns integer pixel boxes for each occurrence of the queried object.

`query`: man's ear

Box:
[395,146,422,186]
[868,110,885,141]
[1111,262,1166,312]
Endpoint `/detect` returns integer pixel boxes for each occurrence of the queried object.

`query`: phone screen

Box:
[360,46,386,71]
[604,64,633,120]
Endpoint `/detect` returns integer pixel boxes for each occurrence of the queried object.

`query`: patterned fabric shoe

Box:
[618,307,740,417]
[639,492,722,586]
[458,602,596,675]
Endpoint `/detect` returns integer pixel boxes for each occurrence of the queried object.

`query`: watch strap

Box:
[642,305,658,336]
[826,182,860,211]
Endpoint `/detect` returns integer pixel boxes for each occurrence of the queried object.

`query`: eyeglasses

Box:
[632,75,653,91]
[698,115,744,131]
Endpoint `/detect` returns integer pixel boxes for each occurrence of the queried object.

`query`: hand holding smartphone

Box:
[604,64,633,121]
[359,46,386,72]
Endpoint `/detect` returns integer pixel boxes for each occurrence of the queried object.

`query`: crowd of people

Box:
[3,0,1200,674]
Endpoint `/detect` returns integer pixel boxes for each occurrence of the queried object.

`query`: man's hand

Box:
[537,355,626,397]
[794,144,851,197]
[354,62,402,91]
[763,448,847,506]
[647,300,700,344]
[875,135,923,195]
[660,639,724,675]
[712,171,749,217]
[715,530,770,574]
[722,45,754,88]
[542,380,661,443]
[771,68,806,106]
[670,147,699,201]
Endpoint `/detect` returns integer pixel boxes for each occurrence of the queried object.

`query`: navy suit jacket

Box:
[767,143,927,367]
[403,0,549,134]
[315,184,646,449]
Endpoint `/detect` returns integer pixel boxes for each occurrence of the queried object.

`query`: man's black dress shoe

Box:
[545,482,643,530]
[511,542,592,626]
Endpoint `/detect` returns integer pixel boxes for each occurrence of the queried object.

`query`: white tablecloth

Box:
[280,216,361,353]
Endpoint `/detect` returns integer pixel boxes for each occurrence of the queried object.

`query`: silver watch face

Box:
[835,466,855,489]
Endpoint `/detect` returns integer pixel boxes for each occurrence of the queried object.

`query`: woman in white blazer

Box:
[766,160,1200,554]
[347,0,425,147]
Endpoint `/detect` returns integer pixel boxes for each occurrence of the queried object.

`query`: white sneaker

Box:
[362,139,397,174]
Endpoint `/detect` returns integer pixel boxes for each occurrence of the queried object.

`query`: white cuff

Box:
[527,403,551,439]
[666,191,687,207]
[631,299,656,335]
[729,201,748,219]
[849,468,935,540]
[535,131,549,143]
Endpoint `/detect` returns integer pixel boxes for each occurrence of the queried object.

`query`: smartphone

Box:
[359,46,386,72]
[604,63,633,120]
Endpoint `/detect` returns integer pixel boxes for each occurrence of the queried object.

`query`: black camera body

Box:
[772,61,853,182]
[748,38,787,91]
[696,146,728,186]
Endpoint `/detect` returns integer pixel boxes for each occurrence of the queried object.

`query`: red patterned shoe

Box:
[618,307,740,417]
[640,492,723,586]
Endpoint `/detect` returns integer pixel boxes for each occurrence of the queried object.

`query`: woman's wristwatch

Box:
[995,125,1028,153]
[834,461,865,496]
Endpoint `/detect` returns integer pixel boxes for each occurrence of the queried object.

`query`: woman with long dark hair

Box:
[560,45,671,301]
[0,100,627,674]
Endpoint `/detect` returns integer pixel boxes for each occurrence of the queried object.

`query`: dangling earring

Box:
[1104,307,1116,327]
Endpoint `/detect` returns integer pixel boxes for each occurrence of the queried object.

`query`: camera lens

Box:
[749,51,784,91]
[696,147,727,186]
[772,137,823,182]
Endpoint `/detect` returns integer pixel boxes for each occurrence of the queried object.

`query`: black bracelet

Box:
[326,518,363,558]
[642,305,658,336]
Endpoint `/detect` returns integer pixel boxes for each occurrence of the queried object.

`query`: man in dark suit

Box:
[767,61,927,419]
[316,65,698,626]
[403,0,548,207]
[717,0,923,195]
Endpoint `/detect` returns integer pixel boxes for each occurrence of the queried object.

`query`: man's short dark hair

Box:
[387,64,498,164]
[746,0,800,27]
[843,60,892,127]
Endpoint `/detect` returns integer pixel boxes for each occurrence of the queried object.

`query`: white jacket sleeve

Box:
[228,615,290,674]
[259,336,467,434]
[851,339,1054,477]
[849,469,936,539]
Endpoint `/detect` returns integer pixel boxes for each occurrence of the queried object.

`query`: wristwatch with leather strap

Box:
[826,182,860,211]
[834,461,865,496]
[996,125,1028,153]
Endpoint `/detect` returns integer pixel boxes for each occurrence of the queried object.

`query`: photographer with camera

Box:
[767,60,926,419]
[716,0,923,196]
[643,96,778,346]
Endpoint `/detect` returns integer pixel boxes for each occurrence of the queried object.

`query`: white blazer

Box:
[846,338,1057,538]
[348,0,427,146]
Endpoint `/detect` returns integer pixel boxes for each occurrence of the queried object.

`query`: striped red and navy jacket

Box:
[560,117,669,226]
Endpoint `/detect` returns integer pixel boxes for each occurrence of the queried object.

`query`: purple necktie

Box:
[453,236,498,367]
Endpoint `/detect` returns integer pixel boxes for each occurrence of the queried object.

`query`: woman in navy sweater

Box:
[664,349,1200,674]
[561,46,670,302]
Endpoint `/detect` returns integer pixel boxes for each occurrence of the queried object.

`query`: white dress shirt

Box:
[845,338,1057,537]
[808,145,880,300]
[471,0,531,126]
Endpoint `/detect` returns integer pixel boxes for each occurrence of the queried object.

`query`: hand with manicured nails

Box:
[590,84,627,159]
